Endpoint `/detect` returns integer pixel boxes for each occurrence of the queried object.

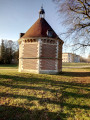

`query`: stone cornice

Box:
[18,37,64,44]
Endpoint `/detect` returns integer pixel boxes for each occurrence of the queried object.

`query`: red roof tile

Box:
[22,18,59,39]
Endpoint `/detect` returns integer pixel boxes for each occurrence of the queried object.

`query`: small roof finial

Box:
[41,4,43,9]
[39,5,45,18]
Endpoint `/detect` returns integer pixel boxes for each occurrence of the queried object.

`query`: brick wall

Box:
[40,44,56,58]
[58,45,62,71]
[21,43,38,70]
[23,59,38,70]
[58,60,62,70]
[23,43,38,58]
[40,43,57,70]
[19,38,63,73]
[58,45,62,59]
[40,59,56,70]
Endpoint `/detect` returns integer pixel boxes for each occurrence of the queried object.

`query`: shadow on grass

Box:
[0,92,90,110]
[60,72,90,77]
[0,105,67,120]
[0,64,18,68]
[0,73,90,94]
[0,73,90,120]
[0,82,90,98]
[0,73,90,87]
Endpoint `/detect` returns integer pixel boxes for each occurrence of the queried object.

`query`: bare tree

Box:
[0,40,19,64]
[53,0,90,49]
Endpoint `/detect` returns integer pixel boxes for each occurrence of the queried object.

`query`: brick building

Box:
[18,7,64,74]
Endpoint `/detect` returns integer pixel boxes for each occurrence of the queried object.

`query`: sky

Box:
[0,0,89,58]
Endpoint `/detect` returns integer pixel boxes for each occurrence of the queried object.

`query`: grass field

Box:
[0,64,90,120]
[62,62,90,67]
[0,64,18,69]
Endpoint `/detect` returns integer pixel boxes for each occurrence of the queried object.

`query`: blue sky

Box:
[0,0,89,58]
[0,0,62,40]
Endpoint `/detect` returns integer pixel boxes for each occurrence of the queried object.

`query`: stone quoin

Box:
[18,6,64,74]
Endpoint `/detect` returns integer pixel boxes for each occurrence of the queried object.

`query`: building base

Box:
[18,69,62,74]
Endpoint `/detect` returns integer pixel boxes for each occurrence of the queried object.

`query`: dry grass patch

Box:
[0,66,90,120]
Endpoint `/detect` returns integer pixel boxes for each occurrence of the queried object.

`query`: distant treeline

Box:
[0,40,19,64]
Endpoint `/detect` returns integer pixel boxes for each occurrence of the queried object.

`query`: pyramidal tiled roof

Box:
[22,18,59,39]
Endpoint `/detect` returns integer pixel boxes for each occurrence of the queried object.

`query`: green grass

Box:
[62,62,90,67]
[0,64,18,69]
[0,65,90,120]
